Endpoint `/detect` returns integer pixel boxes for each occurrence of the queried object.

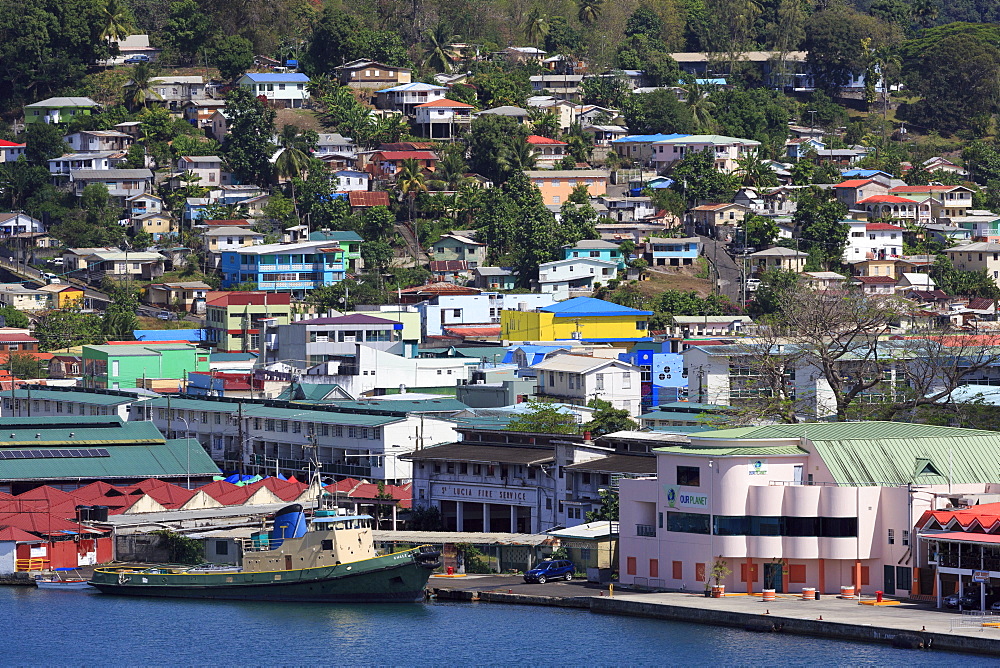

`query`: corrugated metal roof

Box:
[692,422,1000,485]
[1,388,136,405]
[404,443,553,464]
[653,444,808,456]
[145,397,402,426]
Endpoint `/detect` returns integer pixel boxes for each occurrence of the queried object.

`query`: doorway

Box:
[883,565,895,595]
[764,562,784,593]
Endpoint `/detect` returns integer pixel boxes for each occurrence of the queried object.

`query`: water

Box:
[4,587,995,666]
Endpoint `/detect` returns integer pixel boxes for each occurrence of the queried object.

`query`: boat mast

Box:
[305,430,322,511]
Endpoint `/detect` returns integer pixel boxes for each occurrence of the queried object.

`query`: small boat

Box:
[35,568,92,590]
[88,503,441,603]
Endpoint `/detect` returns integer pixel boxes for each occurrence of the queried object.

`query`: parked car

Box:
[156,311,175,321]
[124,55,150,64]
[945,593,981,609]
[523,559,575,584]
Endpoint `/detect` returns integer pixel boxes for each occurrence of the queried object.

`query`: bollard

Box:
[609,583,614,598]
[447,566,454,575]
[508,589,512,594]
[876,590,883,603]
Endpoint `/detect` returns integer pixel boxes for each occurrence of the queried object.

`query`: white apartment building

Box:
[536,257,618,300]
[843,221,904,262]
[651,135,761,173]
[237,73,310,108]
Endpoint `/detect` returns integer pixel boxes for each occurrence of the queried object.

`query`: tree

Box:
[790,159,814,186]
[580,73,631,109]
[304,8,410,75]
[161,0,214,64]
[735,154,778,188]
[24,124,69,167]
[544,16,582,54]
[742,215,779,250]
[747,269,800,317]
[209,35,254,81]
[585,398,638,437]
[124,62,162,110]
[683,79,716,133]
[498,138,537,176]
[902,34,1000,135]
[670,148,738,206]
[578,0,604,25]
[0,160,50,211]
[101,278,140,341]
[505,400,579,434]
[931,255,1000,299]
[467,114,529,184]
[396,158,427,226]
[98,0,134,44]
[33,310,105,351]
[524,8,550,46]
[804,5,899,92]
[422,22,455,73]
[472,66,532,108]
[0,306,29,329]
[273,125,312,213]
[223,87,276,186]
[793,187,848,269]
[585,488,619,522]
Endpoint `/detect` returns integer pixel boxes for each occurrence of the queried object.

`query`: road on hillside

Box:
[698,236,745,303]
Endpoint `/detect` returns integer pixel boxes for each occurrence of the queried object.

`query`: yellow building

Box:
[39,284,85,309]
[524,170,608,206]
[133,212,175,238]
[501,297,652,342]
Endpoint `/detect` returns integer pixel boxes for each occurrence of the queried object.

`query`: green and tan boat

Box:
[89,504,440,603]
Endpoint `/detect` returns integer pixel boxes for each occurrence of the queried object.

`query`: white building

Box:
[316,133,356,158]
[149,75,206,109]
[0,140,26,162]
[417,293,556,338]
[177,155,223,186]
[652,134,761,173]
[375,82,447,115]
[844,221,905,262]
[48,152,119,175]
[536,257,618,300]
[64,130,132,153]
[238,73,310,109]
[414,99,475,140]
[534,354,642,415]
[332,170,370,192]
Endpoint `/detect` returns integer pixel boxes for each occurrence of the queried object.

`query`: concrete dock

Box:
[427,575,1000,656]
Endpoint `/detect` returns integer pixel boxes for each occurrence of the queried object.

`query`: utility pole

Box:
[237,401,245,478]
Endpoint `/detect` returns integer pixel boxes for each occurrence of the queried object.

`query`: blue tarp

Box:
[133,329,208,342]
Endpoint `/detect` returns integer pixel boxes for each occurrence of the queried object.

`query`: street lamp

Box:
[178,416,197,490]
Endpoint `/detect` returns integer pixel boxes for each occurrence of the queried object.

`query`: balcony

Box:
[636,523,656,537]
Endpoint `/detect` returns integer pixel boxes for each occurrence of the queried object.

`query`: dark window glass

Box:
[666,512,710,534]
[677,465,700,486]
[820,517,858,538]
[784,516,820,537]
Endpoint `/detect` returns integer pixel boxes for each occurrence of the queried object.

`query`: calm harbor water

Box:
[4,587,995,666]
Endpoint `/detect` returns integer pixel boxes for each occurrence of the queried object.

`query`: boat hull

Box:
[88,550,437,603]
[35,580,92,590]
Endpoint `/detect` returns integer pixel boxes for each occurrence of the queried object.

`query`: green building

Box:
[82,343,209,390]
[310,230,364,272]
[23,96,98,125]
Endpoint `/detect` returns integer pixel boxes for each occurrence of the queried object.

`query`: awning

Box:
[921,531,1000,544]
[444,326,501,337]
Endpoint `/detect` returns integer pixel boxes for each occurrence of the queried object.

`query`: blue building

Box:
[619,341,687,409]
[562,239,627,270]
[220,240,346,295]
[645,236,701,268]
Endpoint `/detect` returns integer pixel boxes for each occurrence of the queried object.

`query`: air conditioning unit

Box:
[571,331,582,340]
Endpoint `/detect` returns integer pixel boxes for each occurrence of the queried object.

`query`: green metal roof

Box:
[653,444,808,456]
[1,388,137,406]
[0,416,164,447]
[692,422,1000,486]
[0,437,218,481]
[327,399,470,414]
[640,410,731,424]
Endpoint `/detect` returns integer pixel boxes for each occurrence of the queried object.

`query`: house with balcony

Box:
[127,193,163,217]
[687,203,750,239]
[890,185,974,219]
[844,222,904,261]
[205,291,293,352]
[651,134,760,173]
[219,241,348,295]
[0,140,26,162]
[148,75,206,110]
[0,284,49,311]
[534,353,642,415]
[316,133,356,158]
[65,130,132,153]
[526,170,607,206]
[266,314,406,365]
[203,226,265,267]
[526,135,568,168]
[375,82,447,115]
[309,230,364,273]
[183,100,227,129]
[946,212,1000,242]
[176,155,223,186]
[81,250,166,282]
[414,99,474,139]
[612,133,689,166]
[69,169,153,201]
[23,97,97,125]
[856,194,920,223]
[237,72,310,108]
[562,239,626,270]
[131,212,174,240]
[645,237,700,267]
[335,59,412,89]
[417,292,555,338]
[536,257,618,299]
[432,234,487,269]
[748,247,807,274]
[48,152,121,179]
[473,267,517,291]
[365,150,438,180]
[529,74,585,100]
[598,196,656,222]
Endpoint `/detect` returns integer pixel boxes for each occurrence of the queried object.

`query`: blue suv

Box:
[523,559,575,584]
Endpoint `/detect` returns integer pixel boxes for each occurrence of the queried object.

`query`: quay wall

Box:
[428,588,1000,657]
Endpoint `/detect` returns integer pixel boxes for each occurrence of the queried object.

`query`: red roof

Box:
[852,275,897,284]
[857,195,918,204]
[526,135,568,145]
[0,333,38,343]
[833,179,874,188]
[372,151,438,161]
[415,98,474,109]
[429,260,468,272]
[0,140,25,148]
[927,532,1000,544]
[0,526,43,543]
[866,223,904,231]
[399,282,481,296]
[346,191,391,207]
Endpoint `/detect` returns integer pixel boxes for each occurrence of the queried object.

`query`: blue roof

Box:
[210,352,258,362]
[841,169,892,178]
[310,230,364,242]
[695,78,726,85]
[133,329,208,342]
[612,133,689,144]
[241,73,310,83]
[377,82,447,93]
[540,297,653,318]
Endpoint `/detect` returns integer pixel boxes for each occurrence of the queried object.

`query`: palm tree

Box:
[683,79,716,133]
[524,9,550,46]
[307,74,336,100]
[99,0,133,45]
[498,139,537,175]
[910,0,938,27]
[397,158,428,223]
[437,149,469,190]
[531,110,561,138]
[124,62,161,110]
[735,154,778,188]
[423,22,456,73]
[578,0,604,25]
[274,126,312,220]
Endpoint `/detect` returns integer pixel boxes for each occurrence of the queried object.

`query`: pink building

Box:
[619,422,1000,598]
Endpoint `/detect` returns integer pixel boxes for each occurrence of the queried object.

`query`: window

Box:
[902,529,909,546]
[887,528,895,545]
[348,427,357,438]
[622,373,631,389]
[292,421,301,433]
[788,564,807,583]
[666,512,710,534]
[595,373,605,390]
[677,465,700,486]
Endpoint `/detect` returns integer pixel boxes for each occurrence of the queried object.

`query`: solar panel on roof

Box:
[0,448,110,460]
